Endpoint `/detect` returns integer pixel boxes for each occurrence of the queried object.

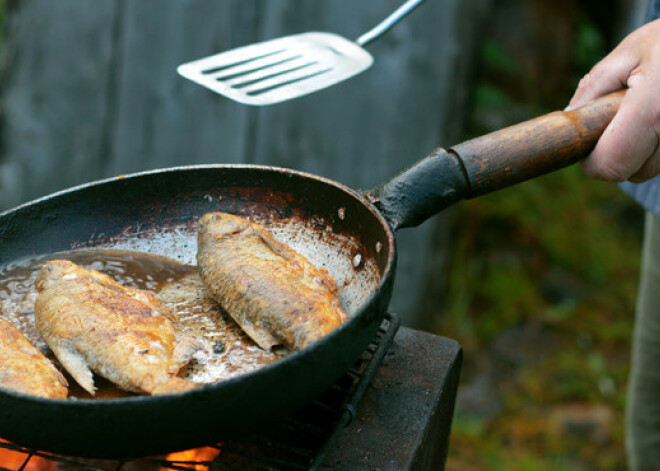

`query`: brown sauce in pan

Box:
[0,249,285,399]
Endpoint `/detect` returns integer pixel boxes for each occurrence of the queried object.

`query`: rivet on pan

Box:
[337,207,346,220]
[353,254,363,269]
[376,241,383,253]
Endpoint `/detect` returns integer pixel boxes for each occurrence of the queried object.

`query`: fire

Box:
[0,439,221,470]
[0,440,56,471]
[162,446,221,470]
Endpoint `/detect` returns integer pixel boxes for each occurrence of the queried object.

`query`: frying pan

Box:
[0,92,622,458]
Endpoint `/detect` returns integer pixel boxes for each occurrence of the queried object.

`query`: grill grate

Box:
[0,313,400,471]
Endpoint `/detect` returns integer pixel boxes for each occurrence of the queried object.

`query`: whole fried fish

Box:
[0,318,68,398]
[35,260,201,396]
[197,212,347,351]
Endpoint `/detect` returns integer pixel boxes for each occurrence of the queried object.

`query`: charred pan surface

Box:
[197,212,347,351]
[0,318,68,399]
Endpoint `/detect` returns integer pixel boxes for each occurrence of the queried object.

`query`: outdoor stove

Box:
[0,313,461,471]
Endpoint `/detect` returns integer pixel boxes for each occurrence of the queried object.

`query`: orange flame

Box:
[162,446,220,470]
[0,440,56,471]
[0,439,221,470]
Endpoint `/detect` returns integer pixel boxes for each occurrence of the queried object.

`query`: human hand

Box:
[568,18,660,182]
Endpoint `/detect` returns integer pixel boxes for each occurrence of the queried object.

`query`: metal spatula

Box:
[177,0,427,106]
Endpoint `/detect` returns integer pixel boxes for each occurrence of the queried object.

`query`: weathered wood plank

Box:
[108,0,260,173]
[0,0,119,206]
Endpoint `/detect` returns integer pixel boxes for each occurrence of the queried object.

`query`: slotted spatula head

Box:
[177,32,373,106]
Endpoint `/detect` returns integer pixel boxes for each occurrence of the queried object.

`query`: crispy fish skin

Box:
[0,318,68,398]
[35,260,201,396]
[197,212,347,351]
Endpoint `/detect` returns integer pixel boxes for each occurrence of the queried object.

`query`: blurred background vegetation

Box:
[443,0,645,469]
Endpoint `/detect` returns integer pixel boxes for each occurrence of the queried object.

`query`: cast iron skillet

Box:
[0,92,622,458]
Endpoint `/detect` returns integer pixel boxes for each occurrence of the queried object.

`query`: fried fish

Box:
[156,272,283,383]
[197,212,347,351]
[35,260,201,396]
[0,317,68,398]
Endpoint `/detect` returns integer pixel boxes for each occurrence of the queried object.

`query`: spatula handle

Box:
[451,90,625,197]
[357,0,428,47]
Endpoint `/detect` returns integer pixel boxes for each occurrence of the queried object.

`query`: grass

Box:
[442,166,642,344]
[442,166,642,470]
[441,8,644,469]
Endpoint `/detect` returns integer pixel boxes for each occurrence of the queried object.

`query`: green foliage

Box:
[449,416,588,471]
[445,130,641,471]
[574,20,606,73]
[444,6,643,468]
[481,39,521,76]
[0,0,4,40]
[442,165,642,349]
[474,82,514,110]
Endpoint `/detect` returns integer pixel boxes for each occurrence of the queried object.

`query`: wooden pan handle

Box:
[450,90,625,198]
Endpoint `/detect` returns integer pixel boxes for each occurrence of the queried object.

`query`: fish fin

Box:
[169,334,204,374]
[50,340,95,395]
[258,230,296,262]
[46,361,69,388]
[234,318,280,351]
[151,377,198,396]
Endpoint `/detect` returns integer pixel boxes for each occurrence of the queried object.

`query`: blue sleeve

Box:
[648,0,660,21]
[616,0,660,219]
[620,180,660,218]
